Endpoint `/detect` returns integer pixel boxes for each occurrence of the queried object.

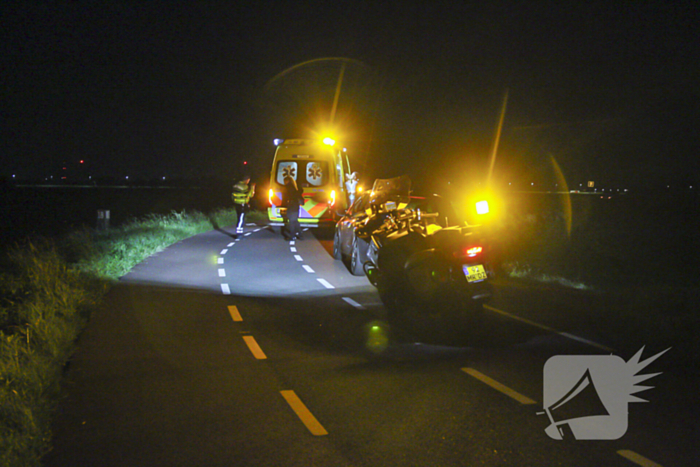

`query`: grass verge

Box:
[0,208,263,467]
[491,199,699,369]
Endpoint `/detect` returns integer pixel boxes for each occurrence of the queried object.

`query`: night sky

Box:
[2,1,699,188]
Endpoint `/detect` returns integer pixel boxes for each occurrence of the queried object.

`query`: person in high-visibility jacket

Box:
[232,175,255,233]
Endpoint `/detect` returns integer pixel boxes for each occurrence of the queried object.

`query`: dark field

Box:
[0,183,237,244]
[493,189,700,289]
[490,189,699,367]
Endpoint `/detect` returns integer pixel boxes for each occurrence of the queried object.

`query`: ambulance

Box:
[268,138,352,228]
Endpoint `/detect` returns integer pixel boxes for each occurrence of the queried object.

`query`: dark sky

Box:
[2,1,699,187]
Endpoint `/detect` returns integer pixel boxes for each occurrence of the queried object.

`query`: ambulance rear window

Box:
[305,161,327,187]
[276,160,329,187]
[276,161,298,184]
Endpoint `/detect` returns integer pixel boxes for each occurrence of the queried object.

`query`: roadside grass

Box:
[0,208,263,467]
[0,241,103,467]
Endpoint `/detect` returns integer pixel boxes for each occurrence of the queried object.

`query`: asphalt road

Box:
[45,223,698,466]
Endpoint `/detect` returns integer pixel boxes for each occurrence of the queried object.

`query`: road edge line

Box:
[617,449,664,467]
[483,304,613,352]
[462,368,537,405]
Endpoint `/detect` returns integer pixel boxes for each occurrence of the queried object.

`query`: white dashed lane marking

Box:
[220,249,228,255]
[290,247,297,252]
[245,232,252,236]
[317,278,335,289]
[302,265,315,273]
[294,255,303,262]
[227,242,235,247]
[289,240,295,245]
[342,297,365,309]
[221,284,231,295]
[218,269,226,277]
[218,258,224,264]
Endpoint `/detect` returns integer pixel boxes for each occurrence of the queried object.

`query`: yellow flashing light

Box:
[476,200,490,215]
[323,137,336,146]
[268,188,274,206]
[330,189,336,207]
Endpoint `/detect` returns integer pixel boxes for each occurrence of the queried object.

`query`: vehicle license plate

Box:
[463,264,487,283]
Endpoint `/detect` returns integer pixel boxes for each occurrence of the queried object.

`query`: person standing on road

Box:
[282,175,304,240]
[232,175,255,234]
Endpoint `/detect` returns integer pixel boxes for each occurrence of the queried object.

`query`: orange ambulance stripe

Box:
[307,202,327,217]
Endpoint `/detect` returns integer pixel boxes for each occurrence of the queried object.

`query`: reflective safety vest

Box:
[232,181,254,205]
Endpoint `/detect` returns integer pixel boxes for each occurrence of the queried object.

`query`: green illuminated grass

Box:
[0,208,262,467]
[64,208,260,279]
[0,241,102,467]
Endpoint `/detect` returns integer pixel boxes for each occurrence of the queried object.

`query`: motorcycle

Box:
[358,177,494,326]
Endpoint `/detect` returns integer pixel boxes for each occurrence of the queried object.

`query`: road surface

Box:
[45,223,697,466]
